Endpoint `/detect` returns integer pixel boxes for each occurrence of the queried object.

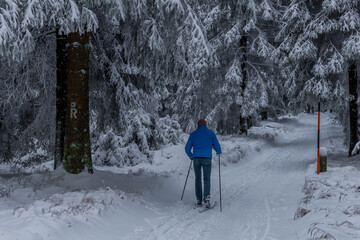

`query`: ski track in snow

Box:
[222,118,311,240]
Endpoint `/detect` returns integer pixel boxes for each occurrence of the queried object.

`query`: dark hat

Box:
[198,119,206,126]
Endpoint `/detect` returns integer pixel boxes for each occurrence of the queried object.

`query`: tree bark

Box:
[63,30,93,174]
[239,22,248,134]
[54,30,68,170]
[348,60,359,156]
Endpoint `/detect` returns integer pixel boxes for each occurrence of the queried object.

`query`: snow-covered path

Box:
[214,117,316,240]
[0,113,345,240]
[121,113,343,240]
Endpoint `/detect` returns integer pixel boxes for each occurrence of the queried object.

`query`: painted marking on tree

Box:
[70,102,78,119]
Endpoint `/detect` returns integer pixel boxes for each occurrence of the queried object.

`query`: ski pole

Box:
[218,154,222,212]
[181,159,193,201]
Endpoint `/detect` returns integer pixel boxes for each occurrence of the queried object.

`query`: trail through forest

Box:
[0,113,345,240]
[123,113,343,240]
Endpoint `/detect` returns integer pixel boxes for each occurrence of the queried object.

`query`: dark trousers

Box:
[193,157,211,202]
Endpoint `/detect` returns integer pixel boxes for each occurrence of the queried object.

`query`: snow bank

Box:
[247,119,289,142]
[0,168,163,240]
[295,164,360,239]
[93,114,183,168]
[13,187,125,224]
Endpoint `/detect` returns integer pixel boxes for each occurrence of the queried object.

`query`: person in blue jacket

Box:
[185,119,222,207]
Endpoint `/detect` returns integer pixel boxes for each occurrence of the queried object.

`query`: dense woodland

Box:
[0,0,359,173]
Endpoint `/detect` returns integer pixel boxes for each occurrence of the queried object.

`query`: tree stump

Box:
[319,147,327,172]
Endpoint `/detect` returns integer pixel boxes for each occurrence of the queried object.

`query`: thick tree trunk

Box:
[239,25,248,134]
[348,60,359,156]
[63,30,93,174]
[54,30,68,170]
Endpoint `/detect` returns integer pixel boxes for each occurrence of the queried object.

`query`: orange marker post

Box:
[317,99,320,174]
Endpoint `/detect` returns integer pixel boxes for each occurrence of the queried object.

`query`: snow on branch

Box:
[289,38,317,61]
[339,8,360,32]
[112,0,125,21]
[176,0,214,75]
[163,0,184,13]
[21,0,47,29]
[81,7,99,33]
[69,0,80,23]
[282,1,310,24]
[325,46,344,74]
[351,141,360,156]
[313,58,327,78]
[225,58,242,86]
[342,34,360,59]
[185,6,210,57]
[223,22,241,47]
[333,80,345,99]
[260,0,277,21]
[203,5,221,31]
[304,78,332,99]
[251,36,275,59]
[0,12,14,47]
[0,0,19,57]
[322,0,356,14]
[305,14,337,39]
[147,19,165,53]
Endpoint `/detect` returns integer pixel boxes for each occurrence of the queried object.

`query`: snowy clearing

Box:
[0,113,357,240]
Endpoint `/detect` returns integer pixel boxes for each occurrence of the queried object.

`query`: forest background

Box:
[1,0,359,173]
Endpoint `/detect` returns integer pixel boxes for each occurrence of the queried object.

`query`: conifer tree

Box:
[187,0,282,134]
[0,0,101,172]
[277,0,360,154]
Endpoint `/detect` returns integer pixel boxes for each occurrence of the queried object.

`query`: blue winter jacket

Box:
[185,125,222,159]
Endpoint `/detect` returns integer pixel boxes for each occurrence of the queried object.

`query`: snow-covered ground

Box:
[295,164,360,239]
[0,112,357,240]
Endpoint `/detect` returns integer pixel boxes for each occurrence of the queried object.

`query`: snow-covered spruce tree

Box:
[90,0,212,166]
[0,0,194,169]
[0,0,20,60]
[0,1,58,164]
[152,0,218,133]
[0,0,102,172]
[22,0,104,173]
[186,0,283,134]
[273,0,312,110]
[276,0,360,154]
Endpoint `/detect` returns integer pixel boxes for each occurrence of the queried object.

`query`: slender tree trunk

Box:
[54,30,68,170]
[348,60,359,156]
[239,23,248,134]
[63,30,93,174]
